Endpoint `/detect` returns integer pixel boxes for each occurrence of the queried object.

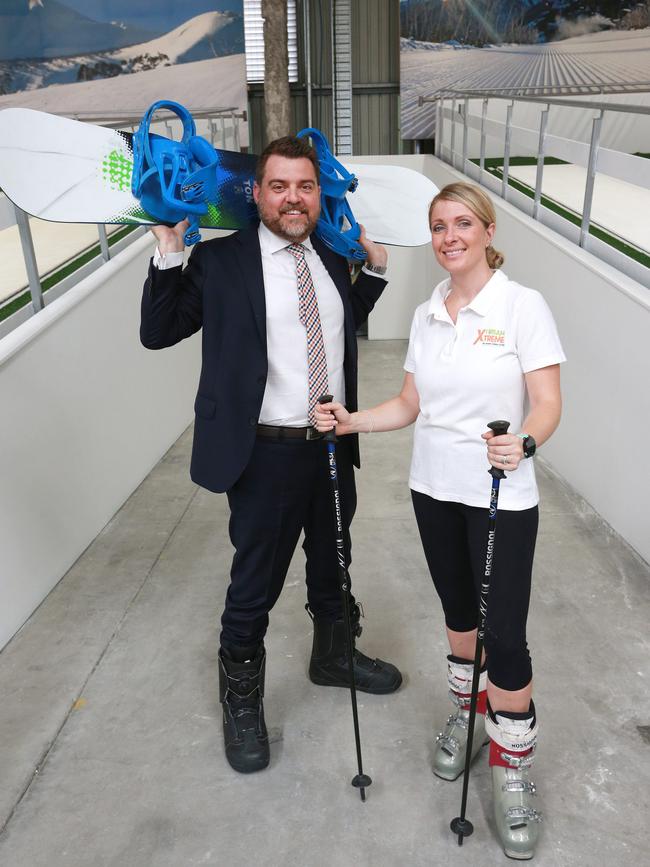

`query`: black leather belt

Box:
[256,424,323,441]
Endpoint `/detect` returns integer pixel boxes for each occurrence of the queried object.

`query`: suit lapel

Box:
[234,224,266,345]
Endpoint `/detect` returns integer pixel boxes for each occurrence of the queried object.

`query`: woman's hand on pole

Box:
[314,400,354,435]
[482,364,563,471]
[482,429,524,471]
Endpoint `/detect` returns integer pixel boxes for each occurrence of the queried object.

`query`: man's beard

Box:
[257,200,318,242]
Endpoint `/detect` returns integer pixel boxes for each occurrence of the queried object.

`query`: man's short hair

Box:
[255,136,320,186]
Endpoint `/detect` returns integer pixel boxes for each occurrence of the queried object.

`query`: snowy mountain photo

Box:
[0,2,244,96]
[0,2,248,146]
[400,1,650,138]
[400,0,650,45]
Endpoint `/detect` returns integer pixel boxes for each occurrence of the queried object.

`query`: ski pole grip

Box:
[487,420,509,480]
[487,420,510,437]
[318,394,336,443]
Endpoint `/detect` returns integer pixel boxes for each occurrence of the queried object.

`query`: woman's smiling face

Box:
[429,198,494,276]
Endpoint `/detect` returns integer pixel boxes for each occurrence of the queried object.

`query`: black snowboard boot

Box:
[218,644,270,774]
[307,604,402,694]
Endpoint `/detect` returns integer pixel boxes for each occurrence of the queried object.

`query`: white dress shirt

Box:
[153,224,347,426]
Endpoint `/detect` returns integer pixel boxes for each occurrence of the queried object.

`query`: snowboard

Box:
[0,107,437,247]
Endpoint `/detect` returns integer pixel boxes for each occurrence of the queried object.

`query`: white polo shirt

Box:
[404,269,566,511]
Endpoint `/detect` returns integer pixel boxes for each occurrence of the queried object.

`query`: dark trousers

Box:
[411,491,539,692]
[220,435,357,650]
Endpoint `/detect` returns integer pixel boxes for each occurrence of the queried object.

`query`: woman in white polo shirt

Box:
[315,182,565,860]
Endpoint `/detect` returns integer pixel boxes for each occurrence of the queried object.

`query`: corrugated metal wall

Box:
[248,0,400,155]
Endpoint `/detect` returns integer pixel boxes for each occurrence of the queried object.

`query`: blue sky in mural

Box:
[0,2,244,63]
[60,1,242,35]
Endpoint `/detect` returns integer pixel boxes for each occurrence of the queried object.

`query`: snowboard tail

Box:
[0,107,258,232]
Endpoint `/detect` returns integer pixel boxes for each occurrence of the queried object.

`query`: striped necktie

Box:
[287,243,329,427]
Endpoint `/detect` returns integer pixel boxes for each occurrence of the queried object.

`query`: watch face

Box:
[524,436,536,458]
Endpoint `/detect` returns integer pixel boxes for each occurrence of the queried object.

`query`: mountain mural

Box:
[400,0,650,44]
[0,10,244,95]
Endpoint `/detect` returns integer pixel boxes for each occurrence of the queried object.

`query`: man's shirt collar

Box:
[258,221,315,256]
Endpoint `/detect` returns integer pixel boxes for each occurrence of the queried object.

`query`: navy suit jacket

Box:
[140,225,387,493]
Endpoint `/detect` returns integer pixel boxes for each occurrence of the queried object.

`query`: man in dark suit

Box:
[140,135,402,774]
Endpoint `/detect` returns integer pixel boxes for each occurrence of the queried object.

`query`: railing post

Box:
[233,113,241,151]
[502,100,514,201]
[462,98,469,173]
[436,97,443,159]
[209,119,216,146]
[580,109,604,248]
[14,205,44,313]
[97,225,110,262]
[450,98,457,168]
[479,98,488,180]
[220,117,227,149]
[533,106,549,220]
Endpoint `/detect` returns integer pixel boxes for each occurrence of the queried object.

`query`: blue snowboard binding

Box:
[132,100,219,245]
[296,127,366,261]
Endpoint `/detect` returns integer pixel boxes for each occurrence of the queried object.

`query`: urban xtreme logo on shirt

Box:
[474,328,505,346]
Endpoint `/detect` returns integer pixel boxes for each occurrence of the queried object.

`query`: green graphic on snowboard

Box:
[99,144,254,227]
[102,149,132,193]
[100,147,154,222]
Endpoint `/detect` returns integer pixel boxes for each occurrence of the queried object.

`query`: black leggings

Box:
[411,491,539,692]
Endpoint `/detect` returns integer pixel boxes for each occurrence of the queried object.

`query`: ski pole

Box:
[317,394,372,802]
[451,419,510,845]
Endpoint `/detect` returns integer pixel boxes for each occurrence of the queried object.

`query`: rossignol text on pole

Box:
[317,394,372,802]
[451,420,510,844]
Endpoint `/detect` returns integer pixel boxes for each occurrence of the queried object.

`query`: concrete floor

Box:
[1,340,649,867]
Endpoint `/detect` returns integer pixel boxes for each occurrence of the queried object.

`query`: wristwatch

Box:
[517,432,537,458]
[364,261,387,276]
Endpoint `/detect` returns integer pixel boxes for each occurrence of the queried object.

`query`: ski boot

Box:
[486,701,543,859]
[307,604,402,694]
[218,644,270,773]
[433,655,489,781]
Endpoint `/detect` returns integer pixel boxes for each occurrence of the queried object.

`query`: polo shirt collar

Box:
[427,278,452,321]
[466,269,507,316]
[426,269,507,320]
[258,221,315,256]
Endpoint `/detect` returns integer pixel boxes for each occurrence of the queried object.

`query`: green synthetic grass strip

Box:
[0,224,139,325]
[480,156,568,168]
[0,291,32,322]
[472,160,650,270]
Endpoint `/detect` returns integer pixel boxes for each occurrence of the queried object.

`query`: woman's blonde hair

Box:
[428,182,504,269]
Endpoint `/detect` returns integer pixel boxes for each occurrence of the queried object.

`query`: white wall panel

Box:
[0,233,201,651]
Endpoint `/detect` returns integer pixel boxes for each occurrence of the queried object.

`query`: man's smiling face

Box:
[254,155,321,242]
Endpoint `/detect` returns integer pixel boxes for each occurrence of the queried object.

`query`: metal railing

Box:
[0,107,246,336]
[421,89,650,287]
[423,81,650,98]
